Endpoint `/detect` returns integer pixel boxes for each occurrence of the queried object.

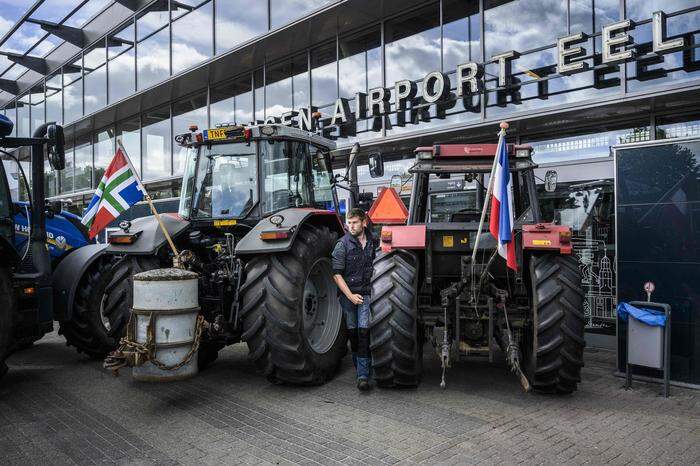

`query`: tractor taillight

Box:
[260,229,291,241]
[244,128,252,141]
[559,230,572,244]
[109,233,140,245]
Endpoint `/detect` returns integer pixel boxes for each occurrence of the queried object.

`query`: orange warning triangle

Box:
[368,187,408,225]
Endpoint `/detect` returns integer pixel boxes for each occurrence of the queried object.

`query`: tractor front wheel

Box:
[369,249,422,388]
[59,255,159,358]
[524,253,586,394]
[239,223,346,385]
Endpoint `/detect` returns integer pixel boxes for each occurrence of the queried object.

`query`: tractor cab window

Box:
[426,173,479,223]
[260,140,333,213]
[182,142,258,219]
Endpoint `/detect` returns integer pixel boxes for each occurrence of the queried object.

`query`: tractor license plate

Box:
[205,129,227,140]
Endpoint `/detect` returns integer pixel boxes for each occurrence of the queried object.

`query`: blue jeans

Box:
[339,294,371,380]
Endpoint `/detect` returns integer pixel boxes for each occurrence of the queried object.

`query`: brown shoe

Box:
[357,379,370,391]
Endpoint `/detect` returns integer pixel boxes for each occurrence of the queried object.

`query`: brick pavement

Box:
[1,331,699,465]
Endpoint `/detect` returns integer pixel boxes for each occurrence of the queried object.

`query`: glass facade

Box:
[1,0,698,201]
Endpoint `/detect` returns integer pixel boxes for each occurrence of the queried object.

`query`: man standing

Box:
[332,208,376,391]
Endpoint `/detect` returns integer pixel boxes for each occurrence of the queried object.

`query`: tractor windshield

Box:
[179,142,258,219]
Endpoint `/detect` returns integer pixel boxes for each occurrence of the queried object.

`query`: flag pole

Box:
[117,139,180,266]
[471,121,508,265]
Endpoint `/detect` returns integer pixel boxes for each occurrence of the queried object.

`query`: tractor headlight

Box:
[515,147,532,158]
[416,151,433,160]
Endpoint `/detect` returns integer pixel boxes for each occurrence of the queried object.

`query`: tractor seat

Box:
[450,209,482,222]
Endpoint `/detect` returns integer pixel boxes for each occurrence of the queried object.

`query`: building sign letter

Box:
[557,32,589,75]
[456,62,482,96]
[602,19,635,64]
[491,50,520,87]
[652,11,685,54]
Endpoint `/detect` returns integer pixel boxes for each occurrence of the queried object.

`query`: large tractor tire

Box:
[369,249,422,388]
[59,255,159,358]
[525,253,586,394]
[0,266,14,379]
[239,223,346,385]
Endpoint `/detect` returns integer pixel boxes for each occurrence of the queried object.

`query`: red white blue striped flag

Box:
[488,132,517,271]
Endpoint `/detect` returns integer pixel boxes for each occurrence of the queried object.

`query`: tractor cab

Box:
[176,124,338,228]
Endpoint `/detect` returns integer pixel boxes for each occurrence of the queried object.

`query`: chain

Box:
[104,313,204,376]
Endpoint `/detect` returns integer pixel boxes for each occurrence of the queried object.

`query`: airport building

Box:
[0,0,698,384]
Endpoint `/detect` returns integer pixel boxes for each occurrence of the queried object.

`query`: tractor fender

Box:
[105,214,190,255]
[52,243,108,321]
[235,208,344,255]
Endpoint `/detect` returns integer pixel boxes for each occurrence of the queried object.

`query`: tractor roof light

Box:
[514,145,533,158]
[260,125,276,136]
[415,146,434,160]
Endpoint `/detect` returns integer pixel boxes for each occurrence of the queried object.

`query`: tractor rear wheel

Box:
[369,249,422,388]
[525,253,585,394]
[239,223,346,385]
[0,266,14,379]
[59,255,159,358]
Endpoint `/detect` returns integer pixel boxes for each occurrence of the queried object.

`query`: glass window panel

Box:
[64,0,111,27]
[385,4,440,136]
[266,60,293,118]
[45,73,62,125]
[215,0,267,54]
[30,86,45,133]
[109,22,135,59]
[172,92,207,175]
[569,0,618,35]
[63,58,82,124]
[94,127,115,185]
[45,158,57,198]
[16,96,30,138]
[484,0,566,59]
[311,42,337,108]
[528,125,650,164]
[84,43,107,116]
[626,8,700,93]
[292,53,309,110]
[117,118,141,176]
[137,27,169,91]
[109,49,135,104]
[442,0,481,70]
[74,134,92,191]
[3,105,17,137]
[657,116,700,140]
[254,69,265,121]
[270,0,335,29]
[3,22,47,54]
[339,27,381,140]
[210,83,235,125]
[30,0,77,23]
[137,1,169,40]
[142,106,171,180]
[626,0,690,23]
[172,1,213,75]
[59,135,74,194]
[235,76,253,125]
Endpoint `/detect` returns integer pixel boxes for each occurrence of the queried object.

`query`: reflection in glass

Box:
[265,60,293,118]
[84,42,107,116]
[529,126,650,164]
[142,106,171,180]
[569,0,618,34]
[172,1,213,74]
[46,73,62,125]
[173,92,207,175]
[16,96,29,138]
[254,69,265,122]
[74,135,92,191]
[63,59,82,124]
[311,42,337,108]
[59,137,74,194]
[137,24,169,91]
[657,117,700,140]
[442,0,481,71]
[108,22,135,104]
[137,1,169,40]
[216,0,267,54]
[385,4,440,136]
[339,27,381,139]
[117,118,141,176]
[270,0,335,29]
[30,86,45,133]
[94,128,115,184]
[210,74,253,125]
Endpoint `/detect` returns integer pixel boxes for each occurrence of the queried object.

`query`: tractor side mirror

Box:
[368,151,384,178]
[315,149,329,172]
[47,124,65,171]
[544,170,558,193]
[345,142,360,180]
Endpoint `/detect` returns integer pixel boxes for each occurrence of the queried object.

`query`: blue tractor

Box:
[0,114,66,377]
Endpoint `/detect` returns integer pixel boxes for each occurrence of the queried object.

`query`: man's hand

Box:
[348,293,364,305]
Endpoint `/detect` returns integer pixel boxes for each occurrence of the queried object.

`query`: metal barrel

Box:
[131,268,200,381]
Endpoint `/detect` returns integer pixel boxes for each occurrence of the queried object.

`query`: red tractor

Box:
[368,130,585,394]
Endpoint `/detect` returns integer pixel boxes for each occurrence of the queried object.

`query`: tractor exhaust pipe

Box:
[346,143,360,211]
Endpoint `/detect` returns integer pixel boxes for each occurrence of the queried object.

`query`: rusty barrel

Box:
[131,268,200,381]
